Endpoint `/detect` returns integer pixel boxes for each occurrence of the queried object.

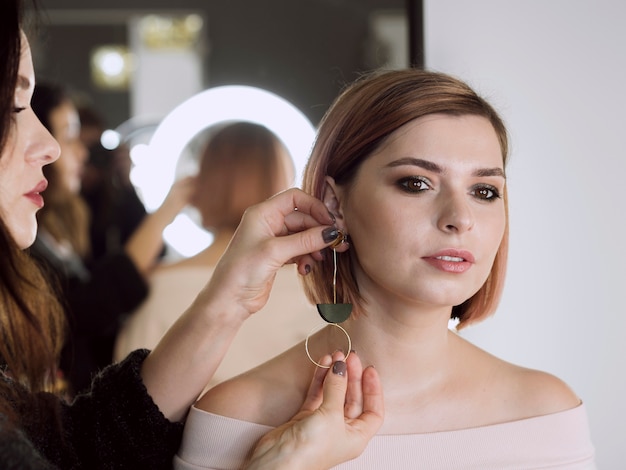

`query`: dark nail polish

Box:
[304,264,311,274]
[332,361,347,376]
[322,227,339,244]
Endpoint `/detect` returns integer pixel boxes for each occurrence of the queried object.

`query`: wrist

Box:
[245,427,324,470]
[246,443,315,470]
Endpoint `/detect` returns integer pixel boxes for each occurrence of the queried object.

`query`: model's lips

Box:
[423,249,475,273]
[24,179,48,209]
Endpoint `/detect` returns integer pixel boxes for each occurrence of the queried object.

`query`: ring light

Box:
[132,85,317,257]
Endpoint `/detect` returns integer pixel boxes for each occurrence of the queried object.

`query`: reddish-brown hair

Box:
[194,121,293,231]
[301,69,509,328]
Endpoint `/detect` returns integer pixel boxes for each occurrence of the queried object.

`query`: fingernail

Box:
[332,361,347,376]
[304,264,311,274]
[322,226,339,244]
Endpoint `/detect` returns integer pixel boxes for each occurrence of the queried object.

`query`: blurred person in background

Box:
[77,104,150,262]
[30,81,193,396]
[114,121,321,388]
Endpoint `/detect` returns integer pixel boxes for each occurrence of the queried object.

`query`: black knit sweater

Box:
[0,349,184,469]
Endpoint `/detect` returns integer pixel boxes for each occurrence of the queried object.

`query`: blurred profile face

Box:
[0,35,59,248]
[49,100,87,193]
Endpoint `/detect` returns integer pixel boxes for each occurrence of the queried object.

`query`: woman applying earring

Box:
[176,69,595,468]
[0,1,383,467]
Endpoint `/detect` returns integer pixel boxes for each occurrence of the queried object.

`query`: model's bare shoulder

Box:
[195,373,272,423]
[450,338,582,426]
[511,365,582,415]
[195,353,312,426]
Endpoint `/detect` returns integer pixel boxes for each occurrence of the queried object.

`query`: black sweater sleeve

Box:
[0,416,58,470]
[2,350,185,470]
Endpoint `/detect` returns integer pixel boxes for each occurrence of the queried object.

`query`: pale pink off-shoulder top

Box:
[174,403,595,469]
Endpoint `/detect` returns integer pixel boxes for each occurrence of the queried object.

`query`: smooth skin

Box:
[3,35,383,469]
[198,114,580,439]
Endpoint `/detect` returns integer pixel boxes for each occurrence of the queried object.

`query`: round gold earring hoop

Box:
[304,323,352,368]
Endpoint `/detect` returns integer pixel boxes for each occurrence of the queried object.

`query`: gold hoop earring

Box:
[316,230,352,323]
[305,323,352,369]
[306,230,353,368]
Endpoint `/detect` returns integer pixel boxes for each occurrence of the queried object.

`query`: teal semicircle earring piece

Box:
[317,303,352,324]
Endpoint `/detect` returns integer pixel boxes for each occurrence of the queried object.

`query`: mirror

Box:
[33,0,422,127]
[30,0,423,257]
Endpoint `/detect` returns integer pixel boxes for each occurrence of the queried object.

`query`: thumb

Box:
[317,354,349,415]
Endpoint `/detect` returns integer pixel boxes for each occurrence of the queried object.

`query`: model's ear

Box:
[322,176,345,226]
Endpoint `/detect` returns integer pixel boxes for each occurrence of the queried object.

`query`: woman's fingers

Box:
[256,188,334,236]
[317,351,350,415]
[318,351,384,461]
[360,365,384,426]
[233,188,339,264]
[206,188,343,317]
[245,351,383,470]
[343,352,364,419]
[299,355,333,412]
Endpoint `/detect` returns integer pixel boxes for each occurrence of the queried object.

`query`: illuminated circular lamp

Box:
[139,85,316,257]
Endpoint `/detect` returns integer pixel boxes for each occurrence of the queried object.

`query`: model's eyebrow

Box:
[473,166,505,178]
[386,157,505,178]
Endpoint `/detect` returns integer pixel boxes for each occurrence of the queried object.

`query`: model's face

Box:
[335,114,506,313]
[0,36,60,249]
[49,100,87,194]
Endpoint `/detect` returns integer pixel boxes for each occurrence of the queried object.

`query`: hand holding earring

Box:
[305,230,353,369]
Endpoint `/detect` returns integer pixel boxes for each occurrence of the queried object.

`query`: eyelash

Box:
[470,184,501,201]
[13,107,26,114]
[397,176,501,201]
[397,176,431,193]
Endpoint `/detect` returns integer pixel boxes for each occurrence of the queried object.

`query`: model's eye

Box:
[471,184,501,201]
[398,176,431,193]
[13,107,26,114]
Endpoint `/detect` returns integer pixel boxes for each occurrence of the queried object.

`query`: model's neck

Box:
[343,302,459,385]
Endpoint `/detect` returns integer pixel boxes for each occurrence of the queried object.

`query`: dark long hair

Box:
[0,0,21,151]
[0,0,66,394]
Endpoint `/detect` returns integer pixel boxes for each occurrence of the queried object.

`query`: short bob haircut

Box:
[193,121,293,231]
[301,69,509,329]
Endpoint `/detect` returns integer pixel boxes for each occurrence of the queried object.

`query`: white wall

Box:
[425,1,626,467]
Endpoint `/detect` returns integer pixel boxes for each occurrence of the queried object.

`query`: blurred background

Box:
[32,0,417,255]
[33,0,415,129]
[31,0,625,467]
